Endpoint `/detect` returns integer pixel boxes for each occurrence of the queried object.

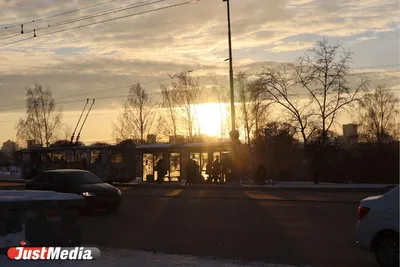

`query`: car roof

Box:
[44,169,89,174]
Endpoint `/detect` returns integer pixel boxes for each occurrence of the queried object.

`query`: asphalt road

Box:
[79,187,379,267]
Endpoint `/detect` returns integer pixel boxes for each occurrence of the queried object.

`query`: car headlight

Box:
[82,192,96,197]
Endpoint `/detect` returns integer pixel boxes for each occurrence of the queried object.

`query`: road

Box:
[79,187,379,267]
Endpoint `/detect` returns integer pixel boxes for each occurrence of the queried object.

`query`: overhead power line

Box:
[0,0,198,48]
[0,63,170,76]
[0,111,120,123]
[0,0,165,42]
[0,0,127,31]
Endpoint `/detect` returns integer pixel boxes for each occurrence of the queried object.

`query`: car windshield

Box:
[62,172,103,185]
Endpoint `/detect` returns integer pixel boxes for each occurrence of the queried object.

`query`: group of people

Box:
[185,157,200,185]
[155,155,231,186]
[206,155,228,184]
[155,157,167,184]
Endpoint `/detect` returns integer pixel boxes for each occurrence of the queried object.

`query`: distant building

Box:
[169,135,185,144]
[342,124,358,145]
[146,134,157,144]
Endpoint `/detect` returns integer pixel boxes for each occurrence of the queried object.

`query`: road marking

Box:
[164,189,183,197]
[245,191,285,200]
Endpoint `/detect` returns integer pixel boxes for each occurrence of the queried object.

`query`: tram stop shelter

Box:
[135,142,232,183]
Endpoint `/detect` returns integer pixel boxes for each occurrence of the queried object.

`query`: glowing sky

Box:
[0,0,399,145]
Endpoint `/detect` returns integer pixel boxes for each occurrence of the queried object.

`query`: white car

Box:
[356,185,399,267]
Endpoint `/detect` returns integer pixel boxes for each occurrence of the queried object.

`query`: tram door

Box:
[142,153,154,182]
[189,153,208,182]
[169,153,181,182]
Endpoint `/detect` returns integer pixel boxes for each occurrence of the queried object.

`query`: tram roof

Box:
[21,145,116,152]
[135,142,232,151]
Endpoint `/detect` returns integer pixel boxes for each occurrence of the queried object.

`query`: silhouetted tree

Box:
[293,39,369,146]
[16,82,62,147]
[211,77,230,140]
[160,82,179,140]
[254,64,317,146]
[357,86,399,143]
[235,72,254,146]
[50,140,84,147]
[90,142,111,146]
[161,73,203,142]
[113,82,157,142]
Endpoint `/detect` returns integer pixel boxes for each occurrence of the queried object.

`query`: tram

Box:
[20,144,137,183]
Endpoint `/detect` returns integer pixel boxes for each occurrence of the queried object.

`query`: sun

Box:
[196,102,228,138]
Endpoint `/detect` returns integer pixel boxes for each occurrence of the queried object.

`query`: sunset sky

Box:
[0,0,399,145]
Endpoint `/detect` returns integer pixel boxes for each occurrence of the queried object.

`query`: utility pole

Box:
[223,0,236,135]
[223,0,239,183]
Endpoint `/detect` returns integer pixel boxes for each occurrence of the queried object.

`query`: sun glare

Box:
[196,102,228,138]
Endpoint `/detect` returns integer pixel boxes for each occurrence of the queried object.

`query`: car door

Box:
[27,172,53,190]
[28,172,63,192]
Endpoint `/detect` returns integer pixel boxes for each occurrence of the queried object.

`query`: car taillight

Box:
[358,205,370,220]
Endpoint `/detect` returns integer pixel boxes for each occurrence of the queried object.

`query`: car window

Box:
[61,172,103,185]
[32,172,53,183]
[33,172,63,185]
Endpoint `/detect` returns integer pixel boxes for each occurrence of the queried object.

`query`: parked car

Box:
[356,185,399,267]
[26,169,122,213]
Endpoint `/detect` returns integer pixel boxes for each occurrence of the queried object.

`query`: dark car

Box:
[26,169,122,213]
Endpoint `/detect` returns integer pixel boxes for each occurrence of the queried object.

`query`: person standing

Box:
[212,156,221,183]
[206,161,213,183]
[221,157,228,183]
[156,158,165,184]
[185,158,194,186]
[256,162,267,185]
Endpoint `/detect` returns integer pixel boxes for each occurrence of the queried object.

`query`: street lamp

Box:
[168,70,193,79]
[223,0,237,139]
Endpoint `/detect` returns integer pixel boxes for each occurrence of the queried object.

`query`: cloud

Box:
[266,41,314,53]
[0,0,398,143]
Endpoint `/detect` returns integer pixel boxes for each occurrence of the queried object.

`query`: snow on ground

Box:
[242,181,393,189]
[0,247,307,267]
[0,172,22,179]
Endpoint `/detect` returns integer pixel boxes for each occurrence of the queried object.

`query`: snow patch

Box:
[0,190,84,202]
[0,248,306,267]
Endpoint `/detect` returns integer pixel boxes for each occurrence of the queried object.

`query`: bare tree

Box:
[160,82,178,141]
[62,124,73,140]
[113,82,157,142]
[16,82,62,147]
[254,65,317,146]
[357,86,399,143]
[235,72,254,145]
[168,73,203,142]
[248,78,271,144]
[293,39,369,146]
[211,77,229,140]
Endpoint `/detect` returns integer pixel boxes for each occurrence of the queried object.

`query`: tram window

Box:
[51,151,64,162]
[22,153,30,163]
[169,153,180,178]
[65,150,74,163]
[75,150,86,162]
[143,153,154,180]
[40,152,52,164]
[213,152,221,162]
[90,149,101,163]
[110,151,123,163]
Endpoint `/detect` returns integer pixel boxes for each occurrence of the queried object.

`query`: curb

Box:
[127,193,362,204]
[0,185,26,190]
[0,180,392,193]
[115,183,391,193]
[0,179,26,184]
